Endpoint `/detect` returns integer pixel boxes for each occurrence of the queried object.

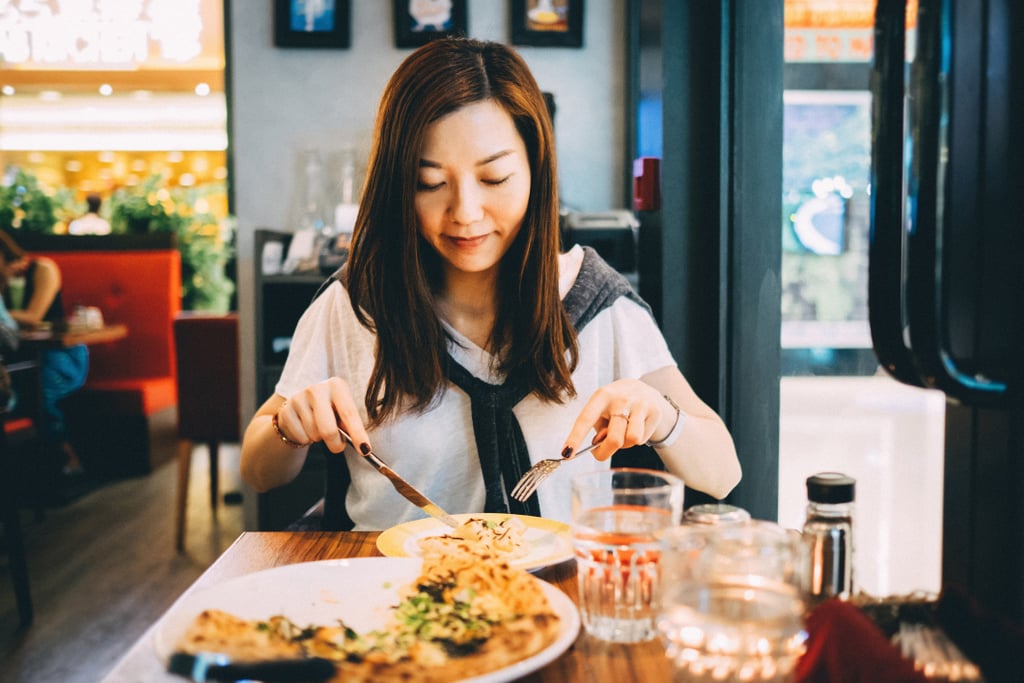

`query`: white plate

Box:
[153,558,580,683]
[376,513,574,572]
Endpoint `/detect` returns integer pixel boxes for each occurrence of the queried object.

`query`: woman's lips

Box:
[447,234,488,249]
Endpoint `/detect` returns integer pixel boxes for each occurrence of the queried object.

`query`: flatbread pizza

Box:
[174,545,561,682]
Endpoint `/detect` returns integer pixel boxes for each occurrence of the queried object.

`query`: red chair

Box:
[172,313,240,552]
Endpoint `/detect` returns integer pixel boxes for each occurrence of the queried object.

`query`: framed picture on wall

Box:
[274,0,351,48]
[393,0,468,48]
[510,0,583,48]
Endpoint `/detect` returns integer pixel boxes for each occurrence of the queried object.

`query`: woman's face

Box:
[415,99,531,283]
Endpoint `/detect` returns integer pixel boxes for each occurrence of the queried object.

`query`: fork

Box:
[510,440,603,502]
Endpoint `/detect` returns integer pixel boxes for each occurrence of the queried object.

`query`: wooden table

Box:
[17,322,129,349]
[101,531,674,682]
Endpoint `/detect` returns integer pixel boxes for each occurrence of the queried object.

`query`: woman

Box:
[0,230,89,472]
[241,38,741,529]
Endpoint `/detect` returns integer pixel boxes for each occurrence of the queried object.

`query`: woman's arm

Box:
[10,257,61,327]
[240,393,311,493]
[639,365,742,499]
[562,365,741,500]
[240,377,370,492]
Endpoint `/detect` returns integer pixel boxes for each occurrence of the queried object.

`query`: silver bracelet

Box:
[647,394,685,448]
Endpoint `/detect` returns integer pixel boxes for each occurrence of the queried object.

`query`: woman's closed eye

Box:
[416,174,514,192]
[482,174,513,187]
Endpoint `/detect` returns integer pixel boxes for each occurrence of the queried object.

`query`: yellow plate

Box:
[376,513,573,572]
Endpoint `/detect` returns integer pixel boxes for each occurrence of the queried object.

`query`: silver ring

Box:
[611,411,631,420]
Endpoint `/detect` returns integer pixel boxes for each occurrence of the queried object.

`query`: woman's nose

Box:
[449,181,484,225]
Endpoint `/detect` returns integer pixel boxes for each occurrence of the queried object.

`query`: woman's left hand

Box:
[563,379,671,462]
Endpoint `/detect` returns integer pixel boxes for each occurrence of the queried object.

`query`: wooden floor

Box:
[0,443,244,683]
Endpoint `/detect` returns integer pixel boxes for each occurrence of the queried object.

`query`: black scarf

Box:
[444,247,650,515]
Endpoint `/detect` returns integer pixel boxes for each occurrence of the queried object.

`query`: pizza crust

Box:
[330,613,561,683]
[176,609,302,662]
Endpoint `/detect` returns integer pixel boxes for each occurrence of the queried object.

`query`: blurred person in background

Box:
[68,193,111,236]
[0,230,89,481]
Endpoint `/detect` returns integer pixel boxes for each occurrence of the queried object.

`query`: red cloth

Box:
[795,599,928,683]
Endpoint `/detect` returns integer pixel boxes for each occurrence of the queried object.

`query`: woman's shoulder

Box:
[28,256,60,279]
[557,244,585,298]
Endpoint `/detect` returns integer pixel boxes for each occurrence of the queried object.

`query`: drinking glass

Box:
[571,467,684,643]
[7,275,25,310]
[656,520,809,682]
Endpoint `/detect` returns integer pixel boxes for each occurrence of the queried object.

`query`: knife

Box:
[168,652,335,682]
[338,427,461,528]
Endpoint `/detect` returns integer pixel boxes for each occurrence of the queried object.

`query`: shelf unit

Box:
[253,228,332,530]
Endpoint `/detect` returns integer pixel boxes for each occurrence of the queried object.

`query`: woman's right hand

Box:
[275,377,370,455]
[242,377,369,492]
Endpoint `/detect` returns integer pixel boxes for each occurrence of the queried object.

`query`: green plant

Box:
[109,175,236,312]
[0,169,58,233]
[0,170,235,312]
[178,213,236,313]
[110,175,188,235]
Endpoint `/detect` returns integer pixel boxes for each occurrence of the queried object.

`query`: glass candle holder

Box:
[657,521,809,682]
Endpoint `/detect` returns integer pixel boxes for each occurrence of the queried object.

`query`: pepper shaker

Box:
[802,472,855,604]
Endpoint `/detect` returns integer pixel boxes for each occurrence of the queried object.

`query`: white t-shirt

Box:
[275,245,676,529]
[68,213,111,235]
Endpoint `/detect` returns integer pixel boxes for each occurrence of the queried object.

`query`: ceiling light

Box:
[195,82,211,96]
[1,85,14,96]
[99,84,113,96]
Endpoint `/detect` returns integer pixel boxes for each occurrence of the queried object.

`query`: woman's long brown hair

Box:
[345,37,578,426]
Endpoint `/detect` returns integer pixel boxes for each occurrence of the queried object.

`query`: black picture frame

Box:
[510,0,583,48]
[274,0,350,49]
[393,0,468,48]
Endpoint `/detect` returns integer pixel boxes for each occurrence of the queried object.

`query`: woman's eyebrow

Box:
[418,149,516,169]
[477,149,515,166]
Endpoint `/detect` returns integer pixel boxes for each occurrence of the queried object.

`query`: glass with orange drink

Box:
[570,468,684,643]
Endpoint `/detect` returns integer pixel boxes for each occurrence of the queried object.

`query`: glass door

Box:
[777,0,943,597]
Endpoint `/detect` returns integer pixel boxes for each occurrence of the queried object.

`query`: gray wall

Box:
[229,0,627,525]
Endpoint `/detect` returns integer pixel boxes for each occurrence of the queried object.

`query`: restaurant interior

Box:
[1,1,1022,681]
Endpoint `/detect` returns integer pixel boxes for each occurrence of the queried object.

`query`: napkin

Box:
[795,599,928,683]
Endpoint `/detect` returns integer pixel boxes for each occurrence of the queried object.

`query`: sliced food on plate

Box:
[375,513,574,572]
[174,545,561,683]
[417,515,530,560]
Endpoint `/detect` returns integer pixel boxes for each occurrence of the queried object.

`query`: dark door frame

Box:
[629,0,783,518]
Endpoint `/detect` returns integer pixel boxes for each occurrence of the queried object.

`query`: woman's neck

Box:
[437,270,499,350]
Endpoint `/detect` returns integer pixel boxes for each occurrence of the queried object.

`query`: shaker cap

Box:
[806,472,855,503]
[683,503,751,525]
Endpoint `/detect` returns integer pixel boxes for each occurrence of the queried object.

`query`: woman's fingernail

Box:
[359,442,371,455]
[561,446,573,458]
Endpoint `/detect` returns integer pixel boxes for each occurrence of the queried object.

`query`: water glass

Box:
[571,467,684,643]
[657,520,809,682]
